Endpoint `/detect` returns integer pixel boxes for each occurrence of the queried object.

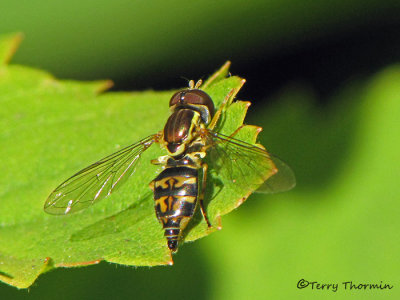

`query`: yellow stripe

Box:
[155,196,169,213]
[156,176,197,189]
[174,195,197,203]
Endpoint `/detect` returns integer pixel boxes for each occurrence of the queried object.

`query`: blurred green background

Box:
[1,0,399,299]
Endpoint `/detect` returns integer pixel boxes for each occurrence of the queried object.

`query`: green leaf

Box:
[0,34,272,288]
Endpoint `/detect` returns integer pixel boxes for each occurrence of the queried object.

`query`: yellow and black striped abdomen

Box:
[150,166,198,252]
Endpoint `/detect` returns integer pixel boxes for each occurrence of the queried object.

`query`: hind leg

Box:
[199,163,211,227]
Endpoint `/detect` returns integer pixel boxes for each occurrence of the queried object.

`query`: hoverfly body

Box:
[44,79,295,252]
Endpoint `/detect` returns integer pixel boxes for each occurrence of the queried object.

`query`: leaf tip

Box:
[0,32,24,65]
[95,80,114,94]
[40,257,55,275]
[242,100,251,109]
[215,216,223,230]
[203,61,233,88]
[43,257,52,264]
[222,60,231,69]
[254,125,263,140]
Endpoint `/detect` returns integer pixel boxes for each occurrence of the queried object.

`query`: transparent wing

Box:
[44,135,157,215]
[255,154,296,193]
[206,130,296,194]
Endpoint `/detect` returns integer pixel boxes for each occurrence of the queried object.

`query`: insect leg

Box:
[208,87,238,130]
[208,89,233,130]
[199,163,212,228]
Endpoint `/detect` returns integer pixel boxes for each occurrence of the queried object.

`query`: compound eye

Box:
[169,89,215,119]
[182,90,211,105]
[169,91,183,107]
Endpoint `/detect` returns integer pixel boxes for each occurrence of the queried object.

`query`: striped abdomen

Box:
[150,166,198,252]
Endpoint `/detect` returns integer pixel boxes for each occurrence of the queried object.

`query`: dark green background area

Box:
[0,1,399,299]
[1,0,399,98]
